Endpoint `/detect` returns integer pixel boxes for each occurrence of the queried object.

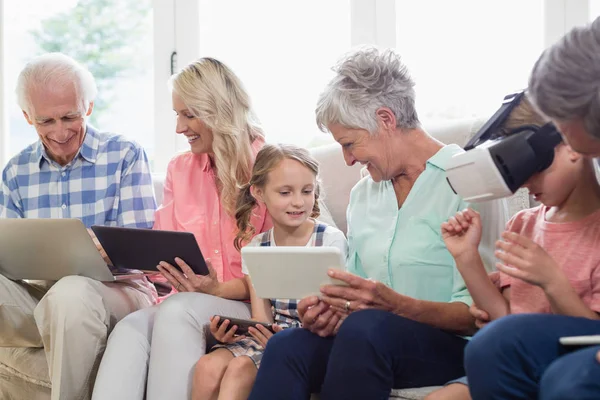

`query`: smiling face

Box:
[329,122,394,182]
[23,83,91,166]
[172,91,214,155]
[254,158,317,230]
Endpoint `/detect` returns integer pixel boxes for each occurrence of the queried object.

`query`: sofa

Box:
[0,118,529,400]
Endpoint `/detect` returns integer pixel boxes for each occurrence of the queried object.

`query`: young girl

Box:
[191,143,348,400]
[427,95,600,400]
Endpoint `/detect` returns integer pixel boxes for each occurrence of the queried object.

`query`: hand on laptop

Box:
[87,228,113,266]
[157,257,218,294]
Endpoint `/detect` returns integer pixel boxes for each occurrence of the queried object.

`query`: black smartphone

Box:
[214,315,275,335]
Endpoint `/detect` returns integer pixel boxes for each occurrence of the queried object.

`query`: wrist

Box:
[454,248,481,266]
[208,282,222,297]
[542,272,570,296]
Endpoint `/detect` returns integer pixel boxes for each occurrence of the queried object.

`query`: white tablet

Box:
[242,246,347,299]
[559,335,600,346]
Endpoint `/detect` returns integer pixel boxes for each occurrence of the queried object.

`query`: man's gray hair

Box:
[528,16,600,139]
[316,47,419,134]
[16,53,97,115]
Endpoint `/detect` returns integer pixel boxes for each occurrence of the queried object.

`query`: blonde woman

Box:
[92,58,270,400]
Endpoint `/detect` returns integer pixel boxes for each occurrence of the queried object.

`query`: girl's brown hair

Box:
[501,94,548,135]
[234,144,321,251]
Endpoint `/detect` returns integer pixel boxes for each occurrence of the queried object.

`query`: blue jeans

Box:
[249,309,468,400]
[465,314,600,400]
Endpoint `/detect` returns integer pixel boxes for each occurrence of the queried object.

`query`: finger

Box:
[321,295,351,313]
[317,312,341,337]
[298,296,320,317]
[272,324,284,333]
[174,257,196,280]
[448,216,463,232]
[464,208,480,222]
[248,327,269,343]
[320,284,363,301]
[495,240,528,259]
[157,266,180,288]
[494,249,527,269]
[205,258,218,278]
[501,232,533,249]
[440,222,454,234]
[596,350,600,364]
[221,324,238,343]
[255,324,274,338]
[496,262,528,281]
[216,319,231,337]
[454,212,470,229]
[475,319,488,330]
[301,301,329,326]
[311,308,336,332]
[159,262,194,291]
[325,270,373,289]
[209,315,220,332]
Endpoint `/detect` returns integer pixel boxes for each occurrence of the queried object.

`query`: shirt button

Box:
[61,172,66,177]
[61,204,67,209]
[214,249,219,254]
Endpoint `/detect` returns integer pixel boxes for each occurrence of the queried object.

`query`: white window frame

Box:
[0,0,596,172]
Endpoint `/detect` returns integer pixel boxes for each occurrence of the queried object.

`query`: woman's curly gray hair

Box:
[316,47,419,134]
[528,16,600,140]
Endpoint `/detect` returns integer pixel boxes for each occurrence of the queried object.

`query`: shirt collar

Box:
[36,125,98,167]
[426,143,463,171]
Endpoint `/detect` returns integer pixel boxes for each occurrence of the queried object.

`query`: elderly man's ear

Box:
[22,111,33,125]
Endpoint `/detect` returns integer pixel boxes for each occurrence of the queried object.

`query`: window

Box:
[395,0,545,123]
[193,0,351,150]
[3,0,154,165]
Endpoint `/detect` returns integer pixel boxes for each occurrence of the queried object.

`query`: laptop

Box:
[91,225,209,275]
[241,246,347,299]
[0,218,116,281]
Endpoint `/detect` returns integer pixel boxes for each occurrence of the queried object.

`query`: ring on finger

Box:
[344,300,351,312]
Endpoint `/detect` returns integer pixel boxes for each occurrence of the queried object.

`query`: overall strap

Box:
[259,230,272,247]
[314,223,327,247]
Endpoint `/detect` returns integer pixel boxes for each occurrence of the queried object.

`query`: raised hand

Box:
[441,208,482,260]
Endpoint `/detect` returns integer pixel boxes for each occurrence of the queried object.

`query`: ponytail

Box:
[234,183,258,251]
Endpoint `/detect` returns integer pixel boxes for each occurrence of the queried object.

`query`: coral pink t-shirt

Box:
[500,205,600,314]
[154,139,270,287]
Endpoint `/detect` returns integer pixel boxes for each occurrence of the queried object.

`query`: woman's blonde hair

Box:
[170,57,264,215]
[234,144,321,251]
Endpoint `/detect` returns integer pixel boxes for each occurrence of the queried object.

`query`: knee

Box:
[224,356,257,382]
[194,354,228,388]
[35,276,103,323]
[156,293,216,324]
[466,314,537,365]
[108,308,155,346]
[539,349,600,400]
[336,309,402,348]
[262,328,312,362]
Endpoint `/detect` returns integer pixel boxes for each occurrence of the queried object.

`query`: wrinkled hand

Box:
[157,257,219,294]
[319,270,409,315]
[248,324,283,348]
[87,228,113,266]
[298,296,343,337]
[209,315,245,344]
[440,208,482,260]
[470,303,491,330]
[495,232,565,290]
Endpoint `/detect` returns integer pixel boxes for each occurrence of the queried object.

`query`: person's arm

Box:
[247,275,274,323]
[544,276,600,319]
[116,144,157,229]
[212,276,251,300]
[495,232,600,320]
[454,251,510,321]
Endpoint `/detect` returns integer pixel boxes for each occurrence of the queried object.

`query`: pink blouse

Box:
[154,139,270,284]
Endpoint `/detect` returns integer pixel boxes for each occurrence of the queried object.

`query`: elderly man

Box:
[464,16,600,400]
[0,53,157,400]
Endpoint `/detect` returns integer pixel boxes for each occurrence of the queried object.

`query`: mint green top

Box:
[346,144,472,306]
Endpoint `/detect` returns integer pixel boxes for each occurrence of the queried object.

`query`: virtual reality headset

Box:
[446,91,563,202]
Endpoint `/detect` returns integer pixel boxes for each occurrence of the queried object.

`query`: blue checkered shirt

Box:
[0,125,157,229]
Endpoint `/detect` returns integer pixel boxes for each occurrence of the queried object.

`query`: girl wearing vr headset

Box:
[426,94,600,400]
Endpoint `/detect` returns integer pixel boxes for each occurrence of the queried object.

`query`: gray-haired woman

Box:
[529,16,600,157]
[248,48,478,399]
